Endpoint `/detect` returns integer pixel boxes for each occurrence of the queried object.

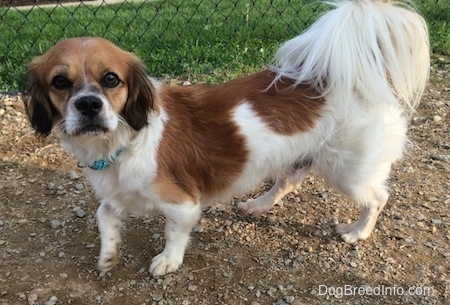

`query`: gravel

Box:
[0,58,449,305]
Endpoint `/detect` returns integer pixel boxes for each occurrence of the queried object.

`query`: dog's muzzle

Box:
[72,95,109,135]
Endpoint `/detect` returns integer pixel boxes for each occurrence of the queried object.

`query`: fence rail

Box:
[0,0,449,92]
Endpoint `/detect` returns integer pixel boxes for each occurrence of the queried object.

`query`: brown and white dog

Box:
[25,0,429,276]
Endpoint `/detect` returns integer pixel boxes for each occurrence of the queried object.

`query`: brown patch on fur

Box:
[153,70,324,203]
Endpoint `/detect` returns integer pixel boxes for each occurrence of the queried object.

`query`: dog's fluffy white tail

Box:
[271,0,430,113]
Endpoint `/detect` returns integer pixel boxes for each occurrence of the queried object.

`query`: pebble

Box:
[0,219,3,226]
[73,207,86,218]
[433,115,442,122]
[0,240,7,246]
[152,293,163,301]
[50,220,62,229]
[28,293,38,304]
[188,285,198,291]
[45,296,58,305]
[46,182,55,190]
[432,218,442,225]
[285,296,295,304]
[69,171,79,180]
[75,183,84,190]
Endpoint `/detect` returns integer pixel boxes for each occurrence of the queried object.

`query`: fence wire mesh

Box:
[0,0,449,92]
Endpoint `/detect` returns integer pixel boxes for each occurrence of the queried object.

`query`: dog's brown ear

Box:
[25,61,57,137]
[122,57,156,131]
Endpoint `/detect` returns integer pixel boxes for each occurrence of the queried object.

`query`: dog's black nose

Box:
[75,96,103,117]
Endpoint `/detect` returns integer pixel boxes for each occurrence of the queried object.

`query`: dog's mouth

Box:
[75,124,110,136]
[67,118,111,136]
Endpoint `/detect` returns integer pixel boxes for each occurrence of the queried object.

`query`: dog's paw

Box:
[237,199,269,216]
[98,251,120,273]
[336,223,370,244]
[149,251,183,276]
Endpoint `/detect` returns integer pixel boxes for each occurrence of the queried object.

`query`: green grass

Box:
[0,0,448,92]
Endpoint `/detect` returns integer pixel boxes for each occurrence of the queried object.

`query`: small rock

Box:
[432,218,442,225]
[433,115,442,122]
[0,240,7,246]
[75,183,84,190]
[276,299,288,305]
[188,285,198,291]
[192,225,203,233]
[349,261,358,268]
[152,293,163,301]
[45,296,58,305]
[0,219,4,226]
[50,220,62,229]
[28,293,38,304]
[251,302,260,305]
[59,273,68,279]
[75,209,86,218]
[162,275,173,288]
[17,219,27,225]
[69,171,79,180]
[285,296,295,304]
[46,182,55,190]
[430,154,448,162]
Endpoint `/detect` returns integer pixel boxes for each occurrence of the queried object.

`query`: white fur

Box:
[271,0,429,113]
[53,0,428,275]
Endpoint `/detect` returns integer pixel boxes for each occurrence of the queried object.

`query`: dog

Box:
[25,0,429,276]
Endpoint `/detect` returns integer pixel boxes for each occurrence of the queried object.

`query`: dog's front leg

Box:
[149,202,202,276]
[97,202,123,273]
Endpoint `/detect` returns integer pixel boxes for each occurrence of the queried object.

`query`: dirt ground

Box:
[0,57,449,305]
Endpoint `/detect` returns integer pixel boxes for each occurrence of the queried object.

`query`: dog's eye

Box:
[51,75,71,90]
[102,72,121,88]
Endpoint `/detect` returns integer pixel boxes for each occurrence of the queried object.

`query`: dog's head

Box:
[25,37,155,137]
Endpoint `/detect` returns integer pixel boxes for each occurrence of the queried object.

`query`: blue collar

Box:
[78,148,125,171]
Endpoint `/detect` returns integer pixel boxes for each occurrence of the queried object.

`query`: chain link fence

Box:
[0,0,449,92]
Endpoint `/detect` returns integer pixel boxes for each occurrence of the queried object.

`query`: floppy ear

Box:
[122,57,156,131]
[25,61,58,137]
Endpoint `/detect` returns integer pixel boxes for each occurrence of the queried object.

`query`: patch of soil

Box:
[0,57,449,305]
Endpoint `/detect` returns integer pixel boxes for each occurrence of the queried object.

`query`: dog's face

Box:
[26,37,155,136]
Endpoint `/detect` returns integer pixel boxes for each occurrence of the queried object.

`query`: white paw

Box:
[237,199,269,216]
[336,223,370,244]
[149,251,183,276]
[98,250,120,272]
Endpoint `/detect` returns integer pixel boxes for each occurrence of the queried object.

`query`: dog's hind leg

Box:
[328,160,392,244]
[238,165,310,216]
[335,182,389,244]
